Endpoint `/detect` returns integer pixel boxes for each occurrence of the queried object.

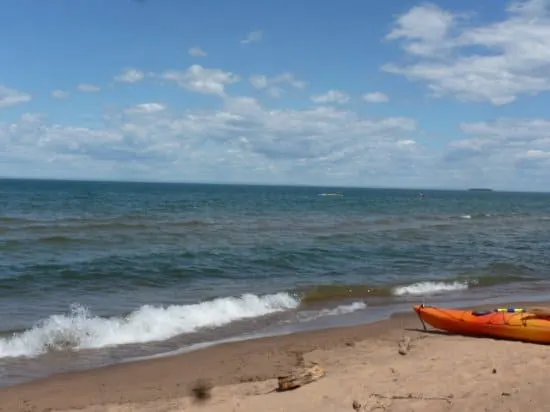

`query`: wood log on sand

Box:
[277,364,325,391]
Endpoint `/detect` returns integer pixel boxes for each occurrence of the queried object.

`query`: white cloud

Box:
[442,117,550,188]
[7,1,550,191]
[240,30,263,45]
[383,0,550,105]
[520,149,550,159]
[362,92,389,103]
[125,103,166,114]
[6,85,549,189]
[311,90,350,105]
[160,64,239,96]
[188,47,207,57]
[396,139,416,147]
[249,76,268,89]
[77,84,101,93]
[385,3,456,57]
[0,85,31,108]
[249,72,306,97]
[114,68,145,83]
[0,97,428,186]
[51,90,70,100]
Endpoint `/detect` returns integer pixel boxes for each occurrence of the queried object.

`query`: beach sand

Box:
[2,306,550,412]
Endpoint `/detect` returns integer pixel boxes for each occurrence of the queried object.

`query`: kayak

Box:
[413,304,550,344]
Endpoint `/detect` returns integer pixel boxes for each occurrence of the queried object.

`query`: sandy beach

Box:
[2,304,550,412]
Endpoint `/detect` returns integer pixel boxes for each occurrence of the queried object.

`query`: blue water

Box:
[2,178,550,386]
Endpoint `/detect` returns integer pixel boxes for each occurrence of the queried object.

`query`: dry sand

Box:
[2,306,550,412]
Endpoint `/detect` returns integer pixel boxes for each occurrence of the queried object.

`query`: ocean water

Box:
[1,179,550,386]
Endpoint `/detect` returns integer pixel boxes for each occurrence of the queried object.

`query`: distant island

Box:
[467,188,494,192]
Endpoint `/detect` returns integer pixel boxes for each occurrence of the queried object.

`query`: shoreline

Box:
[2,291,545,388]
[3,299,550,411]
[0,309,419,411]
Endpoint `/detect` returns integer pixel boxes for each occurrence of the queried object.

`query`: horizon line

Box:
[2,176,547,194]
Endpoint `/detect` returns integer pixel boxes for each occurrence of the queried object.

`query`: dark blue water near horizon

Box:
[1,178,550,387]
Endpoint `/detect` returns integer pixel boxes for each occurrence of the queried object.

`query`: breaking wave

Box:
[393,281,468,296]
[0,292,300,359]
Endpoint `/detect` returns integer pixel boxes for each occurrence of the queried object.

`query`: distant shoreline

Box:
[2,177,544,193]
[467,188,494,192]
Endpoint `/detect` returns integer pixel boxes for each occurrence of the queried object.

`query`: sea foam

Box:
[393,281,468,296]
[0,292,299,359]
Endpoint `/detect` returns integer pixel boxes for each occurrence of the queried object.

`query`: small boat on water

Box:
[414,304,550,344]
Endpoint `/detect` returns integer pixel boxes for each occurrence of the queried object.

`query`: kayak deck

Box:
[413,304,550,344]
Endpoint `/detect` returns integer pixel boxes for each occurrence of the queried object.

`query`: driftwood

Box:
[369,392,453,403]
[277,364,325,391]
[361,393,454,411]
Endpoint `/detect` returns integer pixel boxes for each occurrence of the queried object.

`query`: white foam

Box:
[0,292,300,359]
[393,281,468,296]
[123,302,369,364]
[297,301,367,322]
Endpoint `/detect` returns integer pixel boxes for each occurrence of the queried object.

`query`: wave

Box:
[457,213,491,220]
[299,281,470,301]
[298,264,536,304]
[392,281,468,296]
[299,280,473,301]
[0,292,299,359]
[297,301,367,322]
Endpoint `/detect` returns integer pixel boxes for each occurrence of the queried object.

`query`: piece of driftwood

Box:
[277,364,325,391]
[370,392,453,403]
[360,392,453,411]
[398,336,411,355]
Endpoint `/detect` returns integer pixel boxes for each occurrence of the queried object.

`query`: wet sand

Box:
[2,303,550,411]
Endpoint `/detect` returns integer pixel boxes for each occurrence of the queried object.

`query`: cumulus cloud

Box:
[125,103,166,114]
[385,3,457,57]
[240,31,263,45]
[362,92,389,103]
[4,75,547,189]
[441,117,550,188]
[0,96,429,186]
[311,90,350,105]
[114,68,145,83]
[51,90,70,100]
[188,47,207,57]
[383,0,550,105]
[0,85,31,108]
[249,72,306,97]
[160,64,239,96]
[77,84,101,93]
[6,1,550,190]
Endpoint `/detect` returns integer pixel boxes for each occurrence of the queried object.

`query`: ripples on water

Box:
[1,179,550,383]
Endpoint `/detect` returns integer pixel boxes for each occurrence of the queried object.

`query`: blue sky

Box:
[1,0,550,190]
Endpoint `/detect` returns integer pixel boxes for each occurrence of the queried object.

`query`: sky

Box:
[1,0,550,190]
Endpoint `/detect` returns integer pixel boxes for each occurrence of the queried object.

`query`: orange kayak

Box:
[413,304,550,344]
